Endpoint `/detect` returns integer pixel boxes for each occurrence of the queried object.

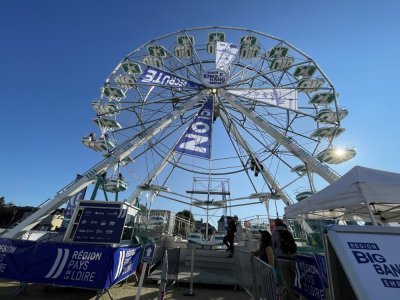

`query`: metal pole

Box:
[158,250,169,300]
[184,244,195,296]
[365,202,378,226]
[135,262,147,300]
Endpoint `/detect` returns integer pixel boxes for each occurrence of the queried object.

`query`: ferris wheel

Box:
[4,26,356,238]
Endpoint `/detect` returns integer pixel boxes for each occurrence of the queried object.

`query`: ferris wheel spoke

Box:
[221,90,340,183]
[219,105,292,204]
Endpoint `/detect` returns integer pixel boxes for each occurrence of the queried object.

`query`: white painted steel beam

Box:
[3,93,203,239]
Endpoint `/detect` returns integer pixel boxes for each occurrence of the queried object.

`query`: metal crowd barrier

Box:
[149,237,167,273]
[157,247,181,299]
[166,248,180,285]
[234,250,276,300]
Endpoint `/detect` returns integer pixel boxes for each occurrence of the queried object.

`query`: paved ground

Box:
[0,280,250,300]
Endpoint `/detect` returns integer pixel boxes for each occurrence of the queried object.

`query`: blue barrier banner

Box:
[313,253,328,288]
[138,66,203,89]
[173,96,213,158]
[0,239,36,280]
[0,239,141,290]
[111,246,141,284]
[294,254,326,300]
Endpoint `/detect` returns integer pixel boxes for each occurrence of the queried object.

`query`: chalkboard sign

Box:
[65,201,134,245]
[73,207,127,243]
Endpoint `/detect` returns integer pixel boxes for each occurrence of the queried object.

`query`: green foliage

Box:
[175,210,195,236]
[176,209,195,224]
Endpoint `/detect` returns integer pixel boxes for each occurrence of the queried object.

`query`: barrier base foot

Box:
[184,291,195,296]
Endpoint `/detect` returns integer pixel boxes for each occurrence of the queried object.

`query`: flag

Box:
[173,96,213,158]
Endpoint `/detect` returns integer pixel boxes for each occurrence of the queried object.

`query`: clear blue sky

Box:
[1,0,400,224]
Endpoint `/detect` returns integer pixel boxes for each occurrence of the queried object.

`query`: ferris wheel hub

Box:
[201,69,228,88]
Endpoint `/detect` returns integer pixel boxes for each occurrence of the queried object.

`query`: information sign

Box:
[325,225,400,300]
[142,244,156,263]
[73,207,126,243]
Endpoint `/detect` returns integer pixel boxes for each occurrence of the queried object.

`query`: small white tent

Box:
[285,166,400,224]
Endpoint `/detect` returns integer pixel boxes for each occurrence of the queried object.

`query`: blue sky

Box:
[1,1,400,224]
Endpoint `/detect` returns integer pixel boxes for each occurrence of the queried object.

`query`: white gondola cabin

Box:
[120,156,135,166]
[291,164,308,173]
[100,178,128,193]
[316,147,356,164]
[239,36,260,59]
[175,35,194,58]
[82,135,115,152]
[309,92,336,105]
[269,57,295,71]
[207,32,226,54]
[311,126,345,139]
[297,78,325,93]
[148,45,167,57]
[266,45,289,58]
[315,108,348,123]
[296,190,314,201]
[92,100,121,116]
[143,55,163,68]
[114,75,136,89]
[93,117,121,130]
[102,85,125,100]
[293,65,316,78]
[121,60,142,74]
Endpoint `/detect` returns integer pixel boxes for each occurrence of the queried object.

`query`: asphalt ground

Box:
[0,280,250,300]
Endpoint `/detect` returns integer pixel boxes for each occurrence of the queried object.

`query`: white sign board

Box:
[326,225,400,300]
[227,88,298,110]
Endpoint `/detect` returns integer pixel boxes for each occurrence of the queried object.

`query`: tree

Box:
[175,210,196,236]
[0,196,5,207]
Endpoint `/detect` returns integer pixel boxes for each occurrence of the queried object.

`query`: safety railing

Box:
[234,250,277,300]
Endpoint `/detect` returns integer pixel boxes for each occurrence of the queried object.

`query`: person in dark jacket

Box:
[272,218,297,300]
[252,230,274,267]
[223,217,236,258]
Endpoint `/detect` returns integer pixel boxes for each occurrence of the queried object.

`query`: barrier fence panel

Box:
[234,250,256,297]
[166,248,180,285]
[149,237,167,273]
[234,250,276,300]
[252,257,276,300]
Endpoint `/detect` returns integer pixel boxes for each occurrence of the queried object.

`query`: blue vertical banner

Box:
[64,175,87,219]
[173,96,214,159]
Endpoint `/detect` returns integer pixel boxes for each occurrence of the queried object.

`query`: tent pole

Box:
[365,202,378,226]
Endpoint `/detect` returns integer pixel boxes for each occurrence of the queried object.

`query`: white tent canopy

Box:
[285,166,400,223]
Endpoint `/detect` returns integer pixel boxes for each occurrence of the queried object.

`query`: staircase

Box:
[184,248,235,270]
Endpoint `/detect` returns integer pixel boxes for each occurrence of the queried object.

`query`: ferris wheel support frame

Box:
[126,144,181,207]
[221,90,340,184]
[219,108,293,206]
[3,93,203,239]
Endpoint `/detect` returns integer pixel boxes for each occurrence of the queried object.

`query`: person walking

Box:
[272,218,297,300]
[223,217,236,258]
[252,230,274,266]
